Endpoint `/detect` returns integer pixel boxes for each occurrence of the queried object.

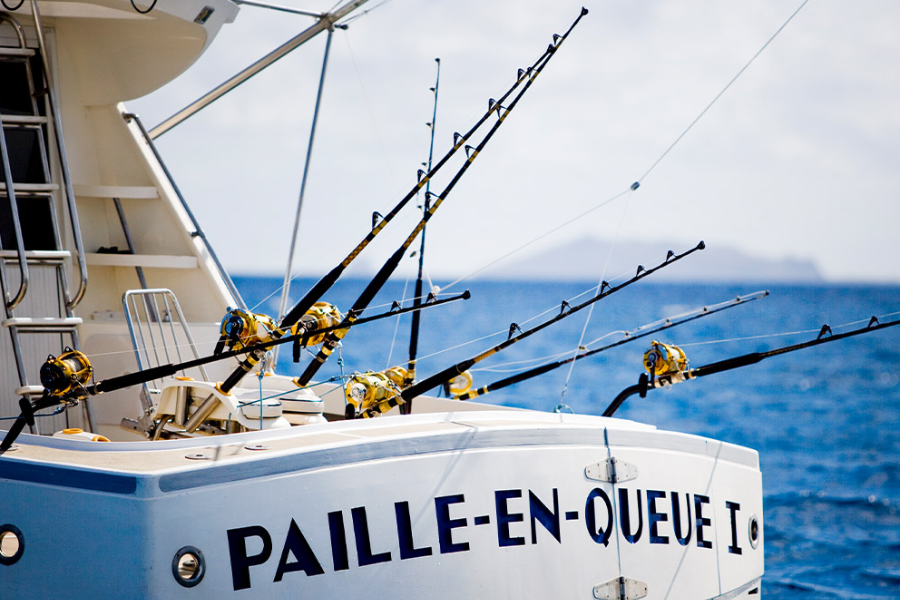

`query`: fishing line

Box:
[294,13,590,387]
[342,33,402,195]
[580,329,628,348]
[405,328,509,365]
[0,406,64,421]
[638,0,811,183]
[339,0,394,25]
[406,264,645,372]
[471,349,578,373]
[385,271,412,367]
[439,0,810,296]
[57,289,462,366]
[441,186,633,292]
[250,219,432,315]
[678,310,900,348]
[556,185,634,409]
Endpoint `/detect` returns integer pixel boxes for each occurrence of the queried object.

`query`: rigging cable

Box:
[278,27,336,332]
[638,0,811,183]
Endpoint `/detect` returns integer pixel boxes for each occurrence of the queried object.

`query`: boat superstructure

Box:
[0,1,764,597]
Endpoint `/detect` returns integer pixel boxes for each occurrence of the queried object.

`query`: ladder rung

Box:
[2,317,83,329]
[73,184,159,199]
[85,253,198,269]
[1,115,48,126]
[0,250,71,263]
[15,385,45,397]
[0,183,59,194]
[0,47,35,58]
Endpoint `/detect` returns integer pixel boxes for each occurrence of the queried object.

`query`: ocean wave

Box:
[860,568,900,585]
[764,491,898,511]
[768,577,888,600]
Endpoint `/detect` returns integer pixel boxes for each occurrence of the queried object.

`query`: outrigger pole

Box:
[216,17,579,394]
[403,57,442,415]
[358,241,707,417]
[277,27,335,344]
[0,291,470,452]
[295,7,591,388]
[149,0,372,138]
[602,315,900,417]
[454,290,769,402]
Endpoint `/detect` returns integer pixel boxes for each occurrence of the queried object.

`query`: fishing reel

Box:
[643,341,688,377]
[217,308,279,353]
[40,348,93,398]
[344,366,408,418]
[447,370,473,397]
[292,302,343,347]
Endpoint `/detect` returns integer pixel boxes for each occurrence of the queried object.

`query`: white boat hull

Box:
[0,411,762,598]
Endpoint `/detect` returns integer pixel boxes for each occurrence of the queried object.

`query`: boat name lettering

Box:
[227,487,743,590]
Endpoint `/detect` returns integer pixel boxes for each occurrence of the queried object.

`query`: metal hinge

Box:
[585,456,638,483]
[593,576,648,600]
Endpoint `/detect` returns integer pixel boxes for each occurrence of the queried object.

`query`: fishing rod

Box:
[294,7,590,389]
[602,315,900,418]
[402,57,442,416]
[217,27,569,395]
[454,290,769,402]
[356,241,706,418]
[0,291,470,452]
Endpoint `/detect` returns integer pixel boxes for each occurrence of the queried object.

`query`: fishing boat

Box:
[7,0,890,597]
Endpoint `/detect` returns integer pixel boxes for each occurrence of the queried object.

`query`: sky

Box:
[130,0,900,285]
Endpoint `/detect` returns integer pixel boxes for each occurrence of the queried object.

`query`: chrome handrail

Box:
[123,288,210,411]
[32,1,88,310]
[0,109,29,310]
[0,14,31,310]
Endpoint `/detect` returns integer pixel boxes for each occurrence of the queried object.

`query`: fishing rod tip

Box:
[698,240,706,250]
[462,290,472,300]
[581,7,589,16]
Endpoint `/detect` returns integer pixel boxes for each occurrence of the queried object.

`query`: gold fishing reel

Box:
[643,341,688,377]
[344,366,409,416]
[293,302,343,347]
[448,370,473,396]
[219,308,279,352]
[40,348,93,398]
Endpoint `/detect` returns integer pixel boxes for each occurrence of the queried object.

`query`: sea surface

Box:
[235,275,900,598]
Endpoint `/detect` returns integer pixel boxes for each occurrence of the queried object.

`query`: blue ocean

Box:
[234,275,900,598]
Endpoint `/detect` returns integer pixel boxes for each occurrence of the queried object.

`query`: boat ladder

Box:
[0,11,91,433]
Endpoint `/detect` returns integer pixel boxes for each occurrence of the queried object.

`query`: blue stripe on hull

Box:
[0,460,138,494]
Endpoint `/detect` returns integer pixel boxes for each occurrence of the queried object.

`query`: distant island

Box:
[478,237,824,283]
